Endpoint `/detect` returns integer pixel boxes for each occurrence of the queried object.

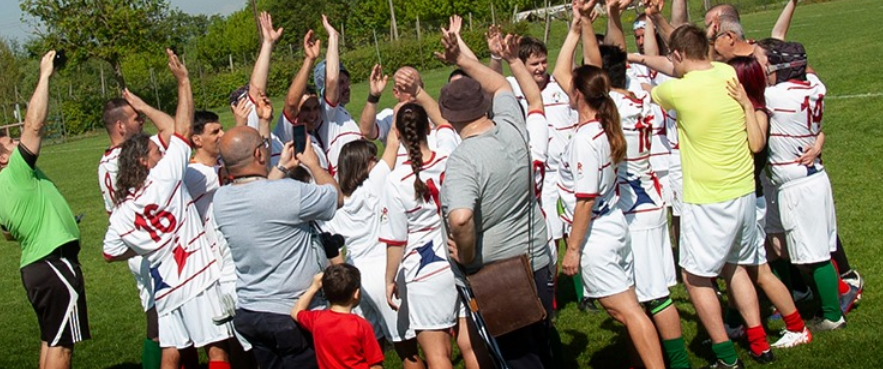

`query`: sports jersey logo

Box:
[577,162,583,176]
[380,207,389,224]
[551,91,563,103]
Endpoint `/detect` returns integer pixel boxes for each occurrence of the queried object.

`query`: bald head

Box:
[220,126,265,176]
[705,4,740,25]
[393,66,424,103]
[395,66,423,85]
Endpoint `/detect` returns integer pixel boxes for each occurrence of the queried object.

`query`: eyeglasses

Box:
[709,31,728,44]
[255,137,269,152]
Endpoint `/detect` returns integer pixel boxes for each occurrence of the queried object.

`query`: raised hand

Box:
[394,69,420,96]
[39,50,56,79]
[231,97,252,126]
[643,0,663,16]
[166,48,188,81]
[434,28,461,65]
[260,11,284,45]
[122,88,148,113]
[322,15,338,37]
[303,29,321,60]
[726,79,752,110]
[573,0,598,18]
[449,15,463,35]
[255,89,273,121]
[486,24,502,55]
[499,33,521,62]
[368,64,389,97]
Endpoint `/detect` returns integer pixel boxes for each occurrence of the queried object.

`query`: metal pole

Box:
[373,29,383,66]
[100,63,107,97]
[388,0,399,40]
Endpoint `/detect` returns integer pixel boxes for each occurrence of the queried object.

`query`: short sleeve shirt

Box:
[297,310,384,369]
[0,146,79,267]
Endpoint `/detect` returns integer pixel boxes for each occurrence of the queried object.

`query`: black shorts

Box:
[20,242,91,346]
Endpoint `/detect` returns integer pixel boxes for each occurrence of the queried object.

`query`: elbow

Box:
[449,211,473,231]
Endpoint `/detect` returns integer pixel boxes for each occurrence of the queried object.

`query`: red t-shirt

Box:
[297,310,384,369]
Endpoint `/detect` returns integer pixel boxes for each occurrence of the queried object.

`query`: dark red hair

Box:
[728,56,766,110]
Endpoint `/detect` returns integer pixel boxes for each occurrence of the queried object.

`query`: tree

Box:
[20,0,171,88]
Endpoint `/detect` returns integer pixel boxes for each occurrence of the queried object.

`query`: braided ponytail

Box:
[395,103,430,200]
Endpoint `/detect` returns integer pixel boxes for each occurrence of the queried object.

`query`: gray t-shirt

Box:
[212,178,338,315]
[441,92,551,277]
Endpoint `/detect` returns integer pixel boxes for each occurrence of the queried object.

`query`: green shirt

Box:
[0,147,79,267]
[651,62,754,204]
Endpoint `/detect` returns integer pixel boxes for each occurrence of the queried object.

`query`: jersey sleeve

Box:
[573,136,601,199]
[434,126,460,156]
[526,111,549,164]
[373,109,394,144]
[378,177,408,247]
[152,134,192,183]
[360,317,385,365]
[246,101,260,130]
[98,163,116,214]
[274,113,294,144]
[102,216,131,260]
[295,310,318,332]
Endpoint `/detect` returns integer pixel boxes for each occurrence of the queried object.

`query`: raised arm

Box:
[627,53,675,77]
[19,51,55,156]
[553,13,583,94]
[395,70,452,129]
[122,88,174,140]
[604,0,628,51]
[283,30,321,121]
[485,25,505,74]
[644,0,675,44]
[248,11,284,103]
[254,90,273,139]
[500,35,543,113]
[670,0,689,27]
[727,79,767,153]
[322,15,342,106]
[380,121,400,170]
[291,273,322,321]
[167,49,192,140]
[438,29,511,96]
[448,15,479,62]
[578,0,602,67]
[643,16,660,56]
[772,0,798,40]
[358,65,388,139]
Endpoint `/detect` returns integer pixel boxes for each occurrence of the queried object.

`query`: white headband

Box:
[633,20,647,31]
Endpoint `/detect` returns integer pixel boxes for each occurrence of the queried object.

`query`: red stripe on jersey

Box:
[544,102,570,107]
[326,132,365,151]
[626,154,652,161]
[557,183,574,194]
[103,145,121,157]
[118,228,137,238]
[769,160,799,166]
[555,124,577,131]
[188,231,206,245]
[600,162,612,169]
[592,130,605,140]
[188,192,206,206]
[528,109,545,117]
[413,264,452,282]
[157,134,169,150]
[380,238,407,247]
[154,259,218,301]
[410,225,439,234]
[649,152,669,157]
[773,108,797,113]
[405,206,423,214]
[575,193,599,199]
[436,125,455,133]
[172,134,191,147]
[401,154,448,181]
[623,206,665,215]
[164,181,183,208]
[770,132,818,138]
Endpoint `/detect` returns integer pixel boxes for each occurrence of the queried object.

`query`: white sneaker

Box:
[725,323,745,340]
[771,327,812,348]
[808,316,846,332]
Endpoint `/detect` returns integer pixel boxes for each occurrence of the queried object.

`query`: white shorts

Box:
[354,260,415,342]
[399,267,459,331]
[158,283,234,349]
[679,193,760,278]
[626,209,677,302]
[778,171,838,264]
[541,178,565,261]
[737,195,768,266]
[668,169,683,217]
[762,175,784,234]
[580,209,634,299]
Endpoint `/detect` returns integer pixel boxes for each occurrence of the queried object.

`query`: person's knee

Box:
[642,297,674,317]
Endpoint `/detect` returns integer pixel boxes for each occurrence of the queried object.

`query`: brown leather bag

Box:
[466,254,546,337]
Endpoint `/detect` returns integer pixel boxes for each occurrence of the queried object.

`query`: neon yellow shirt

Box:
[0,147,79,267]
[652,62,754,204]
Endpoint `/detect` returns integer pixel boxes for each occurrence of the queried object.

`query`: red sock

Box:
[208,362,231,369]
[832,261,850,294]
[746,325,769,355]
[782,311,805,332]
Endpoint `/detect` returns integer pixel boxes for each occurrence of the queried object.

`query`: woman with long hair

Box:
[379,103,468,369]
[724,55,811,348]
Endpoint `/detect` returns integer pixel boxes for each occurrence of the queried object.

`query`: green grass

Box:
[2,0,882,367]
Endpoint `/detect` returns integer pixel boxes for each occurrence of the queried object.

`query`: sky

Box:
[0,0,244,42]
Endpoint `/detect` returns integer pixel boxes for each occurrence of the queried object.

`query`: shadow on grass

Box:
[558,328,589,369]
[104,364,144,369]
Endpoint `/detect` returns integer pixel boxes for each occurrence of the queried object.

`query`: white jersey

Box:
[765,74,827,186]
[394,126,460,168]
[379,151,451,283]
[271,111,330,171]
[626,62,672,174]
[98,135,165,311]
[103,134,221,314]
[508,75,575,179]
[372,108,395,145]
[612,91,665,216]
[325,163,391,263]
[316,98,364,175]
[184,161,236,284]
[557,120,620,225]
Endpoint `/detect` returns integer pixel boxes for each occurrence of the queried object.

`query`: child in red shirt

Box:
[292,263,384,369]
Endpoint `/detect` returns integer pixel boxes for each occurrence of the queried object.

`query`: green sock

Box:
[711,340,739,366]
[662,337,691,369]
[574,273,585,300]
[142,338,161,369]
[725,306,743,327]
[810,262,842,322]
[770,259,793,291]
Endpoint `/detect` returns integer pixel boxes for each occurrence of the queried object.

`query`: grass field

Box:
[2,0,882,367]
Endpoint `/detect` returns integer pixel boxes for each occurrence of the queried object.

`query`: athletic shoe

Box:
[749,349,775,364]
[578,297,601,313]
[842,270,864,301]
[701,359,745,369]
[840,285,861,314]
[792,288,814,303]
[808,316,846,332]
[725,323,745,340]
[771,327,812,348]
[768,307,782,321]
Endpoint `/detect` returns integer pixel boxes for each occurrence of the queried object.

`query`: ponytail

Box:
[572,65,627,164]
[395,103,431,201]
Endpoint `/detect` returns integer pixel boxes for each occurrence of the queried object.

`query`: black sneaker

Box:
[749,349,775,364]
[578,297,601,313]
[701,359,745,369]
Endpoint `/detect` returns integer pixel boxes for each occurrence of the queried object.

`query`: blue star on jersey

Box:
[150,264,171,292]
[415,240,445,275]
[625,178,657,213]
